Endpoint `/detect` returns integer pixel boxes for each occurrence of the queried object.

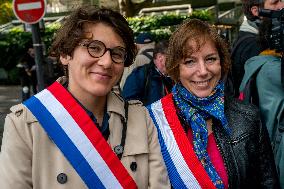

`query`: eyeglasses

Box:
[78,40,127,64]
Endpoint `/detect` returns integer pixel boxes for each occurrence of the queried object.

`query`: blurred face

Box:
[60,22,125,99]
[264,0,284,10]
[154,53,167,74]
[28,48,35,58]
[179,39,221,98]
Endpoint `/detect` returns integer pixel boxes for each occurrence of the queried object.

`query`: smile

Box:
[91,72,112,80]
[192,79,211,86]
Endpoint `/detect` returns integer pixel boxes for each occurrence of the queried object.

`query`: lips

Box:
[192,78,211,87]
[91,72,112,80]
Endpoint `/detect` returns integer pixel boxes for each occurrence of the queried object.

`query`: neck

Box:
[68,86,107,124]
[206,119,213,135]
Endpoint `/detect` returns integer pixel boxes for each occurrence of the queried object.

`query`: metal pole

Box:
[31,22,45,92]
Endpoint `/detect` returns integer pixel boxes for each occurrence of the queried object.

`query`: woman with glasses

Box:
[0,6,170,189]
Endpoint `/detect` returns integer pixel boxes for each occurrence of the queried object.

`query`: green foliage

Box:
[127,10,213,40]
[0,23,60,84]
[0,27,32,71]
[0,10,213,83]
[0,2,14,24]
[42,23,61,53]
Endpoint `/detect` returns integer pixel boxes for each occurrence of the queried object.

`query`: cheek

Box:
[114,65,124,78]
[179,66,192,81]
[214,64,222,79]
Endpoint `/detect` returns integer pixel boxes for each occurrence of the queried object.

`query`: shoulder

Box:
[246,55,280,71]
[9,103,37,123]
[225,97,264,136]
[225,97,260,122]
[233,32,259,52]
[108,92,145,116]
[131,64,147,75]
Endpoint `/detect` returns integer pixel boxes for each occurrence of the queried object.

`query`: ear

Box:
[60,55,72,66]
[251,5,259,17]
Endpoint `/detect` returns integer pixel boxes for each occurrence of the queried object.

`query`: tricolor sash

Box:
[23,82,137,189]
[147,94,216,189]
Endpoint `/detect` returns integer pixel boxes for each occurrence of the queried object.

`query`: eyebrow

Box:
[185,52,218,59]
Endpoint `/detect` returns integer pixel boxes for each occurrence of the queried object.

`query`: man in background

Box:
[120,32,155,88]
[231,0,284,96]
[122,40,173,106]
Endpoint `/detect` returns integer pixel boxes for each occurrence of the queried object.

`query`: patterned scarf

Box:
[172,81,231,189]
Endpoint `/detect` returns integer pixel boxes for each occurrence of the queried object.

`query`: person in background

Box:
[43,55,64,86]
[147,19,280,188]
[0,6,170,189]
[17,46,37,101]
[240,17,284,188]
[120,32,155,88]
[27,47,37,95]
[122,40,174,106]
[231,0,284,97]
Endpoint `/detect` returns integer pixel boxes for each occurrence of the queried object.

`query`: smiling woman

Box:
[147,19,280,188]
[0,6,170,189]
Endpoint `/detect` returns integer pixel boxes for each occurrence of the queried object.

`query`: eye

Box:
[89,43,104,54]
[112,48,126,58]
[183,59,196,67]
[205,56,218,64]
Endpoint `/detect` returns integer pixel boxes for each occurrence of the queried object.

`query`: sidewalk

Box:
[0,85,21,146]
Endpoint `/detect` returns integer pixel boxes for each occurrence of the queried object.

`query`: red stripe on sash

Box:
[161,94,216,189]
[48,82,137,189]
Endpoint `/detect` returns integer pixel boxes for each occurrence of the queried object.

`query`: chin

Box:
[90,87,111,97]
[192,90,212,98]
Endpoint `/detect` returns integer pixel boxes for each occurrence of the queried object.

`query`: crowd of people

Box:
[0,0,283,188]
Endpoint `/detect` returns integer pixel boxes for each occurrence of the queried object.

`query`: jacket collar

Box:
[239,18,259,34]
[107,91,126,120]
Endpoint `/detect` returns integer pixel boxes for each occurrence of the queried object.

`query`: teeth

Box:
[193,79,210,86]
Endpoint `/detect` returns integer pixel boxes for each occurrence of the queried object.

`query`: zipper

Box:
[213,126,230,189]
[230,132,251,145]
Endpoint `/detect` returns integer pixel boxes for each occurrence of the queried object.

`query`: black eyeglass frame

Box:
[78,40,127,64]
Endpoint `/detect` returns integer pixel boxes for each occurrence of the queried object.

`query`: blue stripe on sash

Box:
[147,105,187,189]
[24,96,106,189]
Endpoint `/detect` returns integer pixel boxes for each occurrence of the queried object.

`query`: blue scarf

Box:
[172,81,231,189]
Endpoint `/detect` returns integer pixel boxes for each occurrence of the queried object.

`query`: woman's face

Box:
[179,39,221,98]
[60,22,125,99]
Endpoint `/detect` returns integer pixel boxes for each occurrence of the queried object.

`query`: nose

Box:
[97,50,112,68]
[197,61,208,76]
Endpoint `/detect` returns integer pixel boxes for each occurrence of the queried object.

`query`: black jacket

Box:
[213,97,280,188]
[123,62,173,106]
[231,31,261,96]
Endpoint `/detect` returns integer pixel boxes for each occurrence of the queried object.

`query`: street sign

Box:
[13,0,46,24]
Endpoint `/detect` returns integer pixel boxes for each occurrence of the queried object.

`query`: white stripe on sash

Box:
[35,89,123,189]
[150,101,201,189]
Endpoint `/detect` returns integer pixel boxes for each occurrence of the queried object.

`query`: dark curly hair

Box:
[49,6,136,68]
[166,19,231,82]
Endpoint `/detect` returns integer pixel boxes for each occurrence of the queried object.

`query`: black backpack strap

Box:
[240,62,266,105]
[142,63,152,105]
[141,49,154,60]
[231,33,256,57]
[241,74,259,105]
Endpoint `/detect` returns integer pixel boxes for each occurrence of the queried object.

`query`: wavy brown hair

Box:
[166,19,231,82]
[49,6,136,68]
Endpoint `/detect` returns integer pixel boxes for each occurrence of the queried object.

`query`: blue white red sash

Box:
[147,94,216,189]
[23,81,137,189]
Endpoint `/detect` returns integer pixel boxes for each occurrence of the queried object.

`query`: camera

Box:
[259,8,284,52]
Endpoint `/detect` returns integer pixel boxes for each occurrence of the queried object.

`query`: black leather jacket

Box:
[212,97,280,189]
